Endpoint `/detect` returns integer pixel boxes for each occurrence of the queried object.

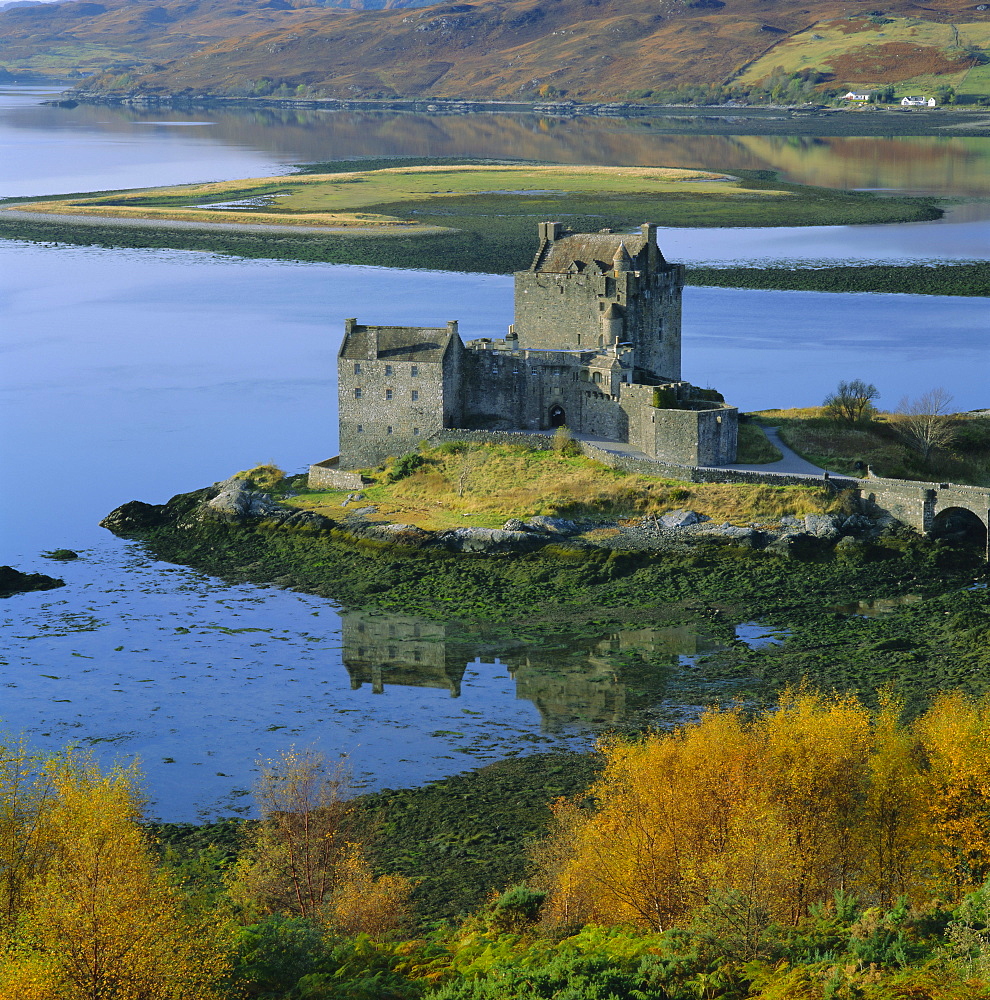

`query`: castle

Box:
[312,222,738,487]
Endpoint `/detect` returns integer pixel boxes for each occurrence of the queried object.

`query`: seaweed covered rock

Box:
[0,566,64,598]
[101,486,220,535]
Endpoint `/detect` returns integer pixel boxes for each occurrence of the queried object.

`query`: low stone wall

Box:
[429,429,556,450]
[691,468,860,490]
[308,458,365,491]
[578,441,691,479]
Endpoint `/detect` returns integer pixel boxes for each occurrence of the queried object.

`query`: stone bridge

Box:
[863,473,990,558]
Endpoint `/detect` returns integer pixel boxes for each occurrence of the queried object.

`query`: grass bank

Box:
[752,407,990,483]
[692,262,990,297]
[289,441,832,532]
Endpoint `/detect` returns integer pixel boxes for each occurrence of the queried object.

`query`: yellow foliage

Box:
[331,843,413,938]
[230,748,412,936]
[0,752,228,1000]
[916,692,990,896]
[539,690,990,933]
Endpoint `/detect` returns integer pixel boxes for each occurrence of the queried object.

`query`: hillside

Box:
[0,0,437,80]
[1,0,987,100]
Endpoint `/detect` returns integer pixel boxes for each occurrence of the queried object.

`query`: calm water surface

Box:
[1,86,988,819]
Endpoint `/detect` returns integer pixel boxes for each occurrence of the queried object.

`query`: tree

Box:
[822,379,880,424]
[229,748,411,936]
[0,753,227,1000]
[896,387,956,461]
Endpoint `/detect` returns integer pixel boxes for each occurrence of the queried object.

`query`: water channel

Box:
[1,85,987,819]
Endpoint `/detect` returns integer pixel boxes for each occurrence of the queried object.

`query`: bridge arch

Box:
[932,505,989,552]
[862,475,990,560]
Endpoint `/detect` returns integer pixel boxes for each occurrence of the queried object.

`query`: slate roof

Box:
[339,325,454,363]
[533,231,649,274]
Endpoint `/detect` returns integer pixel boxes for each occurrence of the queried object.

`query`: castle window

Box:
[411,366,418,377]
[593,372,602,384]
[414,650,422,662]
[411,390,419,401]
[357,424,364,432]
[388,646,397,657]
[387,426,393,434]
[385,365,394,376]
[354,362,362,374]
[354,388,362,399]
[385,389,393,400]
[413,427,419,435]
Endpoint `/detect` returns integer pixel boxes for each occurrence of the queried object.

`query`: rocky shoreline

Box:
[101,475,904,560]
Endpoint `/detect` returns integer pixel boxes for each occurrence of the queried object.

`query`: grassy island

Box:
[5,159,982,296]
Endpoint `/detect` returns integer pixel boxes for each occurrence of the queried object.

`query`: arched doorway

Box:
[549,405,566,428]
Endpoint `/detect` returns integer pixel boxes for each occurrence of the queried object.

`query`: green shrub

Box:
[234,464,286,492]
[552,426,580,456]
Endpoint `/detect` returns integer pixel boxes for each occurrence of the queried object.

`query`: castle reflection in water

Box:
[340,611,724,731]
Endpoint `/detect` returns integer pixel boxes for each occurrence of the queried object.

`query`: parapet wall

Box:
[308,458,365,491]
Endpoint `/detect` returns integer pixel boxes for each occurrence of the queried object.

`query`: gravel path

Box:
[706,425,829,477]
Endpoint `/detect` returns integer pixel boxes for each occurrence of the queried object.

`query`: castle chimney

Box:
[539,221,563,242]
[367,327,378,360]
[613,242,632,275]
[447,320,459,338]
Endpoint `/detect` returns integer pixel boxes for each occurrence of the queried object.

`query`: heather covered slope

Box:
[4,0,988,101]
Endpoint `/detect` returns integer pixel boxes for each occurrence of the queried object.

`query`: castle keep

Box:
[318,222,738,484]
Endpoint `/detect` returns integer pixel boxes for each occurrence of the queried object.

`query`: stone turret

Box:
[514,221,683,379]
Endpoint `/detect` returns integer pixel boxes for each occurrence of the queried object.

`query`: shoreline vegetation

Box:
[51,93,990,137]
[19,691,990,999]
[3,159,986,295]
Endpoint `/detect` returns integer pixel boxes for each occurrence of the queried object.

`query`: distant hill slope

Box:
[0,0,438,79]
[1,0,986,100]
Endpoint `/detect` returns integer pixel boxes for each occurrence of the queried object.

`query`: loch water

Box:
[1,85,988,819]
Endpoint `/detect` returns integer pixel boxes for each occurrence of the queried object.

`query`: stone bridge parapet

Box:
[864,472,990,558]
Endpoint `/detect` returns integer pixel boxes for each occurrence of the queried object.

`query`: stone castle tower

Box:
[514,222,683,381]
[312,222,737,484]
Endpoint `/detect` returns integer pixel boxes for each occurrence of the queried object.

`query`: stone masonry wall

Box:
[514,265,683,380]
[338,329,458,468]
[308,458,365,490]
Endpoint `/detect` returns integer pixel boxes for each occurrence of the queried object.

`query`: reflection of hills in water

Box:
[340,612,723,731]
[10,101,988,196]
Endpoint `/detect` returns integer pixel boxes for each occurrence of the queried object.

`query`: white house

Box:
[901,96,936,106]
[843,91,872,102]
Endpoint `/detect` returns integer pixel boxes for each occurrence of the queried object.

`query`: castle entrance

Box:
[549,405,566,428]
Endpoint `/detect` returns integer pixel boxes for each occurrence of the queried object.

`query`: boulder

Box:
[436,527,546,553]
[659,509,702,529]
[0,566,64,598]
[99,500,169,533]
[281,510,336,532]
[370,523,432,546]
[202,479,289,523]
[804,513,841,540]
[699,523,755,540]
[521,515,579,535]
